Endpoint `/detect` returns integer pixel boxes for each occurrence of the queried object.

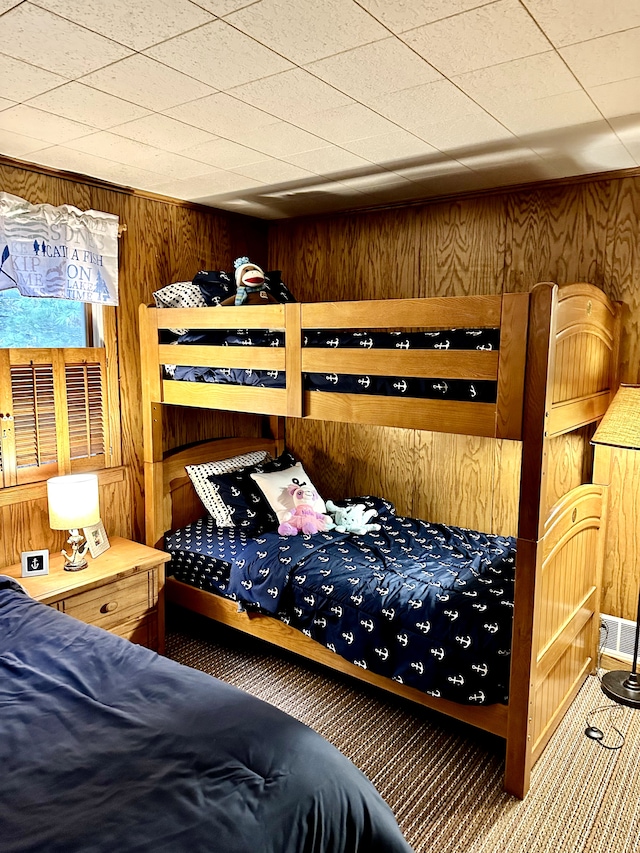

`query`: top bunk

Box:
[139,282,621,442]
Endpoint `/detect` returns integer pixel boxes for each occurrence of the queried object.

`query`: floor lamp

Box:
[592,384,640,709]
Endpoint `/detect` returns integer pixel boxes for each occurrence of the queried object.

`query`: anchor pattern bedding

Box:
[167,497,516,705]
[167,327,499,402]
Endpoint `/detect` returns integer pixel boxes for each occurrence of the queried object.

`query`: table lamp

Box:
[592,384,640,708]
[47,473,100,571]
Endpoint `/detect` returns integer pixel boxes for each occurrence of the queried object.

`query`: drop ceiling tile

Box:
[0,55,67,102]
[180,137,266,169]
[0,104,93,144]
[166,92,276,135]
[453,52,580,113]
[0,97,15,111]
[294,104,402,145]
[412,112,514,152]
[610,116,640,163]
[0,4,132,78]
[135,150,217,181]
[355,0,492,34]
[522,0,640,47]
[231,158,316,184]
[225,0,389,64]
[560,28,640,88]
[25,145,169,188]
[372,79,484,129]
[0,0,22,12]
[81,55,216,112]
[109,114,217,152]
[34,0,214,51]
[589,77,640,120]
[27,82,150,130]
[306,37,442,102]
[490,90,602,136]
[194,0,257,13]
[0,128,49,158]
[229,69,354,123]
[145,20,293,90]
[239,122,327,157]
[285,146,377,174]
[402,0,551,77]
[65,130,161,164]
[343,130,440,164]
[153,171,266,200]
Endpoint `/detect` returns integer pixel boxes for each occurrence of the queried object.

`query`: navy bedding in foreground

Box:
[168,498,516,706]
[0,578,412,853]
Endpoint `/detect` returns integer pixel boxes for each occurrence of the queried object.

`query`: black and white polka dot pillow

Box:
[186,451,271,526]
[152,281,208,334]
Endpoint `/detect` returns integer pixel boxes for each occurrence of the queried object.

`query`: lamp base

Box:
[601,670,640,708]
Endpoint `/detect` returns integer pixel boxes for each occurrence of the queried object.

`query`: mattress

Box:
[167,497,516,705]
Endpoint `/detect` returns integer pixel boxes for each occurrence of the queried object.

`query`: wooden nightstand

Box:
[4,537,170,654]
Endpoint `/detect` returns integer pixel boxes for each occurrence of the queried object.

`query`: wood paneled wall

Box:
[269,174,640,622]
[0,159,267,566]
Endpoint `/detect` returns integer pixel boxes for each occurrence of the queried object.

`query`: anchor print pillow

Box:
[207,450,298,535]
[185,450,270,526]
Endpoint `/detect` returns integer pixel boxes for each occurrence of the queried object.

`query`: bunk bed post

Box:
[139,304,165,548]
[505,282,555,798]
[285,302,302,418]
[495,292,529,440]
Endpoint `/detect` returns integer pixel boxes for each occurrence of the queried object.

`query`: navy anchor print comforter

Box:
[226,498,516,705]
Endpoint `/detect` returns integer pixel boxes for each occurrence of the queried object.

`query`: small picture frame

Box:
[84,520,110,559]
[21,549,49,577]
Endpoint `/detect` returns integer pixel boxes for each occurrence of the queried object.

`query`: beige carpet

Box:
[166,613,640,853]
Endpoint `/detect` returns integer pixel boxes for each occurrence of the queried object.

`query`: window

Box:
[0,293,116,489]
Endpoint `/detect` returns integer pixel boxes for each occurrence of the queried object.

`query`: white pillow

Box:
[186,451,270,526]
[250,463,326,523]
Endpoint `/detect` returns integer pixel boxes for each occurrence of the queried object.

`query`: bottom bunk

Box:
[151,438,605,799]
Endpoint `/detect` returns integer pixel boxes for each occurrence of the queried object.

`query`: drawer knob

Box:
[101,601,119,614]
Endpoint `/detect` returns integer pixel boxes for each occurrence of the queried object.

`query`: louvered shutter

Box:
[11,361,58,484]
[66,359,106,468]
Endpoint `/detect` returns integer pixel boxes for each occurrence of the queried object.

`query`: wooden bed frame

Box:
[139,282,621,799]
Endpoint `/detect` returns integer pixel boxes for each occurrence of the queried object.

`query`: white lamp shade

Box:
[47,473,100,530]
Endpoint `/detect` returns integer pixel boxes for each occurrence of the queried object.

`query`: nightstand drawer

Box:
[60,572,154,631]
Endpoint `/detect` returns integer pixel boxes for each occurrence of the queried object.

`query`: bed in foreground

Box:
[0,577,412,853]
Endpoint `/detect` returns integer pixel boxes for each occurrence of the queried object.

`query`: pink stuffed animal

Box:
[278,480,332,536]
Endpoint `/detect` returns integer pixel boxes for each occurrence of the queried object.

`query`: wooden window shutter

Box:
[0,348,110,487]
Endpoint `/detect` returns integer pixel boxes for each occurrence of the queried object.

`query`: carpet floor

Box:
[166,611,640,853]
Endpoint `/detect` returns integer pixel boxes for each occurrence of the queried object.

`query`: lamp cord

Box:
[583,621,626,751]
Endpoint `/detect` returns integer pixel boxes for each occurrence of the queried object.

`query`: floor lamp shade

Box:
[592,385,640,708]
[47,473,100,531]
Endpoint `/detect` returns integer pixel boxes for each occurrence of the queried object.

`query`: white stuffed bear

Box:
[326,500,381,535]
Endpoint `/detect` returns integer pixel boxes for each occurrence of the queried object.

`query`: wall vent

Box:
[601,613,638,663]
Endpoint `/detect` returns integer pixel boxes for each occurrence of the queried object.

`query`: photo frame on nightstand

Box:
[21,549,49,577]
[84,520,110,559]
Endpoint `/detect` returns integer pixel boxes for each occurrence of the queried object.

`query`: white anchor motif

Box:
[267,370,279,379]
[319,568,331,576]
[325,373,339,384]
[231,486,241,497]
[430,647,445,660]
[327,643,337,653]
[411,661,424,675]
[359,338,373,349]
[376,586,390,596]
[477,343,493,350]
[444,609,459,621]
[267,587,278,598]
[347,577,360,585]
[462,590,478,597]
[395,340,410,349]
[251,494,262,503]
[426,689,441,698]
[396,633,409,647]
[314,617,326,628]
[358,376,371,388]
[375,647,389,661]
[331,605,343,618]
[258,567,270,577]
[501,600,514,608]
[361,619,375,632]
[416,621,431,633]
[257,550,268,559]
[448,675,465,686]
[489,587,504,596]
[408,599,422,609]
[392,675,404,684]
[303,594,315,606]
[303,628,312,638]
[240,338,253,346]
[484,622,499,633]
[270,339,280,347]
[318,555,330,562]
[382,607,395,620]
[436,593,450,602]
[466,330,482,336]
[472,603,488,612]
[338,547,349,554]
[236,559,245,568]
[321,584,334,595]
[351,594,364,606]
[294,574,306,584]
[470,384,477,398]
[472,663,489,676]
[455,635,472,649]
[393,380,408,393]
[354,659,368,669]
[470,692,486,702]
[327,338,339,348]
[280,556,292,565]
[434,341,450,350]
[342,631,355,645]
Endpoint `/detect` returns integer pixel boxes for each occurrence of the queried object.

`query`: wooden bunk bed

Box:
[139,281,621,799]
